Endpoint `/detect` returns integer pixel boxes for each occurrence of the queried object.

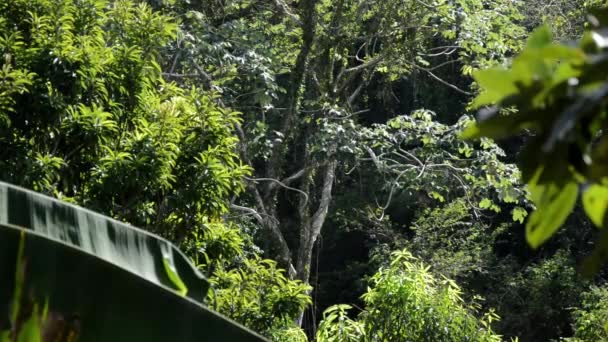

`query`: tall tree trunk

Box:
[295,160,337,283]
[295,159,337,326]
[253,0,318,273]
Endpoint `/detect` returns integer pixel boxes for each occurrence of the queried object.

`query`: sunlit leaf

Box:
[526,25,553,49]
[512,207,528,224]
[526,181,578,249]
[479,198,492,209]
[582,184,608,228]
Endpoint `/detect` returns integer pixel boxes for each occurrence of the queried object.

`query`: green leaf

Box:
[0,182,265,341]
[473,68,518,105]
[460,111,528,140]
[163,257,188,297]
[537,44,584,61]
[461,123,483,139]
[0,182,207,301]
[16,303,44,342]
[526,25,553,49]
[582,184,608,228]
[526,181,579,249]
[490,204,502,213]
[429,191,445,203]
[512,207,528,224]
[471,68,531,108]
[479,198,492,209]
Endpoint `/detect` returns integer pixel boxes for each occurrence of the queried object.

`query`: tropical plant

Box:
[209,256,312,337]
[316,249,502,342]
[0,181,264,341]
[568,285,608,341]
[316,304,364,342]
[400,203,591,340]
[358,111,528,222]
[0,0,248,236]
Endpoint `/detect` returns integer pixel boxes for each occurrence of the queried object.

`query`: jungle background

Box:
[2,0,608,340]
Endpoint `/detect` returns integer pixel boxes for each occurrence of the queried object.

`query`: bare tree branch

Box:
[190,59,213,83]
[234,125,292,266]
[244,176,309,205]
[230,204,264,225]
[347,83,365,107]
[281,168,307,185]
[310,160,337,237]
[413,65,473,95]
[420,47,460,57]
[345,55,383,73]
[162,72,203,79]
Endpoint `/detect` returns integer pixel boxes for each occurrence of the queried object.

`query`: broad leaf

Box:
[472,69,518,107]
[526,181,579,248]
[526,25,553,49]
[0,182,265,341]
[512,207,528,224]
[460,110,528,140]
[0,182,206,301]
[582,184,608,227]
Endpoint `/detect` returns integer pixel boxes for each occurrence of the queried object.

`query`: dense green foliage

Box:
[316,250,501,341]
[0,0,245,231]
[3,0,608,341]
[0,0,308,338]
[569,286,608,341]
